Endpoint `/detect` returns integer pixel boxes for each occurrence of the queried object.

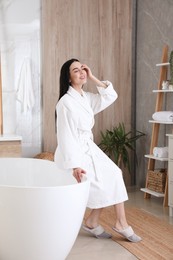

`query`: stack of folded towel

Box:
[152,111,173,122]
[153,147,168,158]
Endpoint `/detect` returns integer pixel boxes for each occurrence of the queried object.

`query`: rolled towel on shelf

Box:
[152,111,173,122]
[153,147,168,158]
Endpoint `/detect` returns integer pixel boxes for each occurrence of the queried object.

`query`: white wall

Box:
[0,0,41,157]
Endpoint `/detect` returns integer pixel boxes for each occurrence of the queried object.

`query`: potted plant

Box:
[169,50,173,89]
[99,122,145,174]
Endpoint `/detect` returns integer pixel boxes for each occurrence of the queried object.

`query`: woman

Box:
[54,58,141,242]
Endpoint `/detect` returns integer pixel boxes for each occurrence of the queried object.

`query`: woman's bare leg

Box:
[113,202,142,242]
[84,208,103,228]
[83,208,112,238]
[113,202,129,230]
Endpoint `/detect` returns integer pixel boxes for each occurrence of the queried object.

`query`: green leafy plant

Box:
[99,122,145,174]
[169,50,173,85]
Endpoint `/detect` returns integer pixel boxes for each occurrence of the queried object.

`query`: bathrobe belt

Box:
[84,138,103,183]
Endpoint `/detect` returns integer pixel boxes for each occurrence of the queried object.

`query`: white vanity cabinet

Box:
[167,134,173,216]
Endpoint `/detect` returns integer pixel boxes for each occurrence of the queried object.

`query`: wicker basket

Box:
[34,152,54,161]
[147,168,167,193]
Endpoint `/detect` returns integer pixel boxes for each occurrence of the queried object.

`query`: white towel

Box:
[152,111,173,122]
[17,57,35,114]
[153,147,168,158]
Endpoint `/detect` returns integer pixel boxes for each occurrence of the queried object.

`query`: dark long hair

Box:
[55,58,79,132]
[58,58,79,100]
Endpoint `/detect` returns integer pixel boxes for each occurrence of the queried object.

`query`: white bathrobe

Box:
[54,81,128,209]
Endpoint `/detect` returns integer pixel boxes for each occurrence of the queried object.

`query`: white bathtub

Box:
[0,158,90,260]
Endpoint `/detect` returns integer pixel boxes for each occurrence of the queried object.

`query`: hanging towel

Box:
[153,147,168,158]
[152,111,173,122]
[17,57,35,113]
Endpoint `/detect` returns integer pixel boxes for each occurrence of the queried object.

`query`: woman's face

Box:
[69,61,87,89]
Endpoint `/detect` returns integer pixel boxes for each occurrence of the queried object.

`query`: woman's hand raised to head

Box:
[73,167,86,183]
[81,64,93,79]
[82,63,108,88]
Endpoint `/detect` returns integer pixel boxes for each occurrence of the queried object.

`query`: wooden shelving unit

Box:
[144,154,168,161]
[141,45,170,207]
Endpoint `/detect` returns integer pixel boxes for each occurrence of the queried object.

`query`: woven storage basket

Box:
[147,168,167,193]
[34,152,54,161]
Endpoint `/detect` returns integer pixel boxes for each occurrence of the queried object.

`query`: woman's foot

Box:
[83,225,112,239]
[112,226,142,242]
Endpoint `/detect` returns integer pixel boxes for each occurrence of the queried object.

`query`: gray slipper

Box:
[82,225,112,239]
[112,226,142,243]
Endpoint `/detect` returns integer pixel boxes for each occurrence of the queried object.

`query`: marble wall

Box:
[135,0,173,187]
[0,0,41,157]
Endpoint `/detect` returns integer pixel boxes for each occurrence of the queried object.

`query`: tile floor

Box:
[67,189,173,260]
